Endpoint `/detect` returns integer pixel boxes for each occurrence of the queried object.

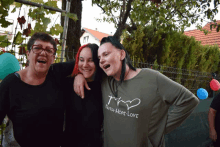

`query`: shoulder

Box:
[137,68,160,79]
[51,61,75,71]
[140,68,159,74]
[210,93,220,108]
[0,73,18,89]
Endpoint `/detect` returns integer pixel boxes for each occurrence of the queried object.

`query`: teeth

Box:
[38,60,46,62]
[104,64,110,69]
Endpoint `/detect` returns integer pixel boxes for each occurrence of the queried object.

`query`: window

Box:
[83,36,89,43]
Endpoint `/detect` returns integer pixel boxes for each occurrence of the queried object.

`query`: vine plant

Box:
[0,0,77,65]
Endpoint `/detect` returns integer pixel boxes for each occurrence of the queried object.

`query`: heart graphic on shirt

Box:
[107,95,141,110]
[124,98,141,110]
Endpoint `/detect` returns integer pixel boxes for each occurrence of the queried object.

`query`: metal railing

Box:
[131,61,219,96]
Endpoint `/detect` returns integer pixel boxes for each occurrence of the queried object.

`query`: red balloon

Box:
[210,79,220,91]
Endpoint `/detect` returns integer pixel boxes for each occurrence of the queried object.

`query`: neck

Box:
[26,67,48,79]
[114,65,130,81]
[86,78,94,82]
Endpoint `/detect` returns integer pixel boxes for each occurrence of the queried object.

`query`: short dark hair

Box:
[27,32,57,54]
[87,43,105,82]
[100,36,136,83]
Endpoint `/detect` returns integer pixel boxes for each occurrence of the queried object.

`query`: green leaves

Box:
[0,18,13,28]
[42,17,51,27]
[0,35,11,47]
[50,24,63,36]
[62,12,78,21]
[29,0,44,4]
[13,32,25,45]
[11,2,22,13]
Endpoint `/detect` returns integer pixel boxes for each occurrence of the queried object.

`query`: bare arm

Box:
[73,74,90,99]
[208,107,217,141]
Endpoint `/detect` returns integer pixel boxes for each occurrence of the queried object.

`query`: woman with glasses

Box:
[0,32,75,147]
[62,44,104,147]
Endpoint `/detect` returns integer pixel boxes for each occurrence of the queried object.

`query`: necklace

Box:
[109,68,130,97]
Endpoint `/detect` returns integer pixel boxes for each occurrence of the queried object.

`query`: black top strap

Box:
[14,72,21,79]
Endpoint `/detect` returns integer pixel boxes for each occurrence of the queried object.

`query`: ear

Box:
[26,50,30,60]
[51,55,55,64]
[120,50,126,61]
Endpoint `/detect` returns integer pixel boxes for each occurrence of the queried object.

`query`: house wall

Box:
[80,31,100,46]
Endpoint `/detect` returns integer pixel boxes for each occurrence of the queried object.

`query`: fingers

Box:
[73,80,81,97]
[80,80,90,99]
[210,134,217,142]
[73,73,90,99]
[214,134,217,142]
[85,81,91,91]
[73,81,79,95]
[80,85,84,99]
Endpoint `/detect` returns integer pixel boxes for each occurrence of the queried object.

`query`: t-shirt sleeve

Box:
[51,61,75,78]
[210,92,220,111]
[0,75,11,123]
[156,71,199,134]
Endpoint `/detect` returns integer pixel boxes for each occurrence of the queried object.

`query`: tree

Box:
[61,0,81,61]
[93,0,220,41]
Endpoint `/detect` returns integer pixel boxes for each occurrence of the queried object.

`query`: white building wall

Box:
[80,31,100,46]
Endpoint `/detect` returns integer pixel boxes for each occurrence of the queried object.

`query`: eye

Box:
[46,49,53,53]
[79,59,84,62]
[104,52,108,56]
[34,47,41,50]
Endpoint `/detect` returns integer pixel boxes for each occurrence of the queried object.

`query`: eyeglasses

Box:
[32,45,56,56]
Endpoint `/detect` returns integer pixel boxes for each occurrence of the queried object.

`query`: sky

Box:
[81,0,220,34]
[81,0,116,35]
[1,1,220,38]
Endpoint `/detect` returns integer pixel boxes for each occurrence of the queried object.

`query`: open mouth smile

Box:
[103,64,110,70]
[37,59,47,64]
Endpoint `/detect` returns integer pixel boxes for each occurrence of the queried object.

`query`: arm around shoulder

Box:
[51,61,75,77]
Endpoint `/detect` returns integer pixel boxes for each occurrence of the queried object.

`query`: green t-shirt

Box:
[102,68,199,147]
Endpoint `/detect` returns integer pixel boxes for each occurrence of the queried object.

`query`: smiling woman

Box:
[63,43,104,147]
[0,32,75,147]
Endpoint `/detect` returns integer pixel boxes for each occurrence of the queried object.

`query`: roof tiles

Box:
[83,28,111,41]
[184,20,220,48]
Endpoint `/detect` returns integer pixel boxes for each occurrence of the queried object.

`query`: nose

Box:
[99,57,105,65]
[39,49,47,56]
[83,61,89,67]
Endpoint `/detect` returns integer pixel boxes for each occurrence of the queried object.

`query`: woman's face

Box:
[78,47,96,82]
[27,40,55,74]
[98,42,124,79]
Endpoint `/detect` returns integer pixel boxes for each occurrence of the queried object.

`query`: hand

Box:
[210,129,217,141]
[73,74,90,99]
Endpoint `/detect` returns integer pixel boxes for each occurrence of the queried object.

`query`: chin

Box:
[105,71,113,77]
[35,67,49,73]
[83,74,92,79]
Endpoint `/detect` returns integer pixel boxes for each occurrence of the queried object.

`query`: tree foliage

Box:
[123,24,220,95]
[93,0,220,40]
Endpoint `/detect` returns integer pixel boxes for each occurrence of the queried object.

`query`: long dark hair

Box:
[87,43,105,82]
[100,36,136,83]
